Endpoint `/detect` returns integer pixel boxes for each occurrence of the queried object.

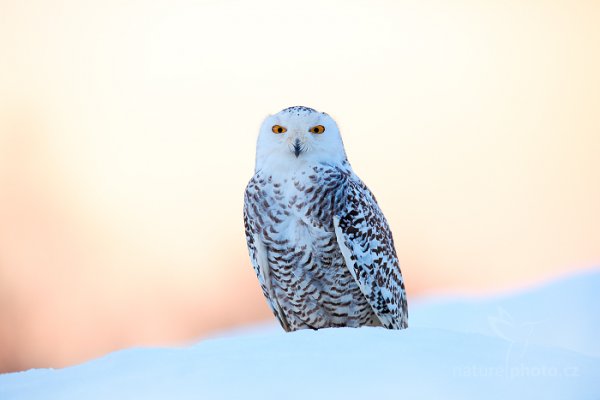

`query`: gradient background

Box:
[1,0,599,373]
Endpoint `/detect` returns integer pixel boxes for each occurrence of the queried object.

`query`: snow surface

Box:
[1,270,599,400]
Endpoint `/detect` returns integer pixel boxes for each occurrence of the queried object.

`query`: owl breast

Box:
[245,165,380,330]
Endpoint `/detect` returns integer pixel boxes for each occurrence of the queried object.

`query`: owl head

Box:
[255,106,347,172]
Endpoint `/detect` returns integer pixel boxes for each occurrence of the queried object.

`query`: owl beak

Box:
[293,138,302,158]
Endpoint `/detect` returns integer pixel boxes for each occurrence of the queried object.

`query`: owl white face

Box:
[255,106,347,172]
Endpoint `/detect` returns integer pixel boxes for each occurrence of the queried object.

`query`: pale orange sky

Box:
[0,0,599,373]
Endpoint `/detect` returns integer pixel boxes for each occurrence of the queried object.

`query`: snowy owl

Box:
[243,106,408,331]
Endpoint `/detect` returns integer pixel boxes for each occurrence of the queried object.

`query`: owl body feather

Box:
[244,161,407,331]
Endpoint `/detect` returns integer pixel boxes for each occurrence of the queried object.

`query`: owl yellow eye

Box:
[272,125,287,134]
[309,125,325,134]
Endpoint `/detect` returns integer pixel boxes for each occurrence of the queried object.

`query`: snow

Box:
[410,271,600,358]
[1,271,599,400]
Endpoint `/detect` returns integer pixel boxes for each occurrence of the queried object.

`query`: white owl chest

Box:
[265,173,334,243]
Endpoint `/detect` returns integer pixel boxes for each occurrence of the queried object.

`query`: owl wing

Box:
[243,189,291,332]
[333,175,408,329]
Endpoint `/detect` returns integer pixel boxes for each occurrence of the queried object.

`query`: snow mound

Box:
[410,270,600,357]
[1,271,599,400]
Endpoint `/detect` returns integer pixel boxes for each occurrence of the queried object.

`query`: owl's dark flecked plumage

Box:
[281,106,317,115]
[243,162,408,331]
